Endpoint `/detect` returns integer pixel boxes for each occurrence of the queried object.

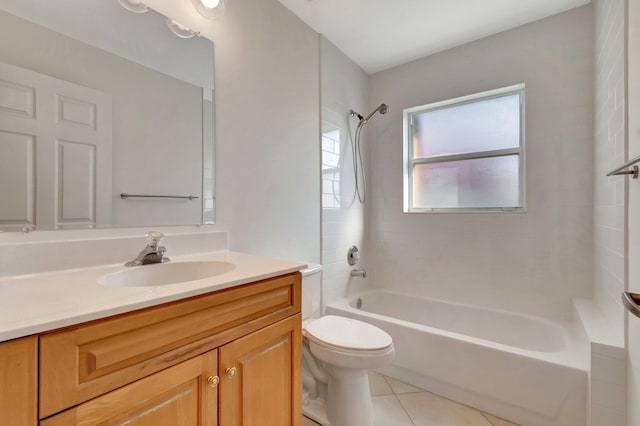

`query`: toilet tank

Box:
[300,263,322,320]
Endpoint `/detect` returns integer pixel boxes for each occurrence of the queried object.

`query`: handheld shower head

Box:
[359,103,390,127]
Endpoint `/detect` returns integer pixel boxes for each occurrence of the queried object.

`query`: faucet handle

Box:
[146,231,164,248]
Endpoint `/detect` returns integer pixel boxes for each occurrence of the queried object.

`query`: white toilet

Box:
[301,264,395,426]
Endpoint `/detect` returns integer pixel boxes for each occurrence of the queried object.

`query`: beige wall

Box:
[367,6,594,320]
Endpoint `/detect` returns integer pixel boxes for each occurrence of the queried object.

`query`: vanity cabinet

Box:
[0,272,302,426]
[40,350,219,426]
[220,315,301,425]
[0,336,38,426]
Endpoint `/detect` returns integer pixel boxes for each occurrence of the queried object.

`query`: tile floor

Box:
[302,372,521,426]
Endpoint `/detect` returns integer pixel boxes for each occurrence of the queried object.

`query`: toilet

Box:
[301,264,395,426]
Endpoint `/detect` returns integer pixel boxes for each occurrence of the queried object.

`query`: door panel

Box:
[0,130,35,226]
[0,60,112,231]
[219,315,301,426]
[40,350,218,426]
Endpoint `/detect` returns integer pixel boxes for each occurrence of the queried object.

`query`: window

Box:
[322,123,342,210]
[403,84,525,212]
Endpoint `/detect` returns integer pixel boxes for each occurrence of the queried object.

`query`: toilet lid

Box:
[304,315,392,351]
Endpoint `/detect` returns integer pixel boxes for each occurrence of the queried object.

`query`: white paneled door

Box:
[628,1,640,424]
[0,61,112,231]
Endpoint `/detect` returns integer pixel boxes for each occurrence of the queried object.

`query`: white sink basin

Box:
[98,261,236,287]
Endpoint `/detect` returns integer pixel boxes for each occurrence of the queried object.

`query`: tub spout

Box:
[351,269,367,278]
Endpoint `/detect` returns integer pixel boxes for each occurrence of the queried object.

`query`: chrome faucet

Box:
[125,232,170,267]
[351,269,367,278]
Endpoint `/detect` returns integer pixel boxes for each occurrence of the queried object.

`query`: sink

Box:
[98,261,236,287]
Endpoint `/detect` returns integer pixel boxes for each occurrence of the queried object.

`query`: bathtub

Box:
[327,290,589,426]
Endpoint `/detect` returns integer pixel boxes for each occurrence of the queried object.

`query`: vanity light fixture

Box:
[117,0,149,14]
[166,18,198,38]
[201,0,221,7]
[192,0,227,19]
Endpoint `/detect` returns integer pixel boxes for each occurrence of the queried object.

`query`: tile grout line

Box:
[380,373,416,425]
[480,411,497,426]
[381,373,502,426]
[393,392,417,426]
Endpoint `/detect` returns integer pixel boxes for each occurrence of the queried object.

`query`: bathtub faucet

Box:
[351,269,367,278]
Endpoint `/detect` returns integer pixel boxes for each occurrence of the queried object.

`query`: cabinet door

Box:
[0,336,37,426]
[41,350,218,426]
[219,315,302,426]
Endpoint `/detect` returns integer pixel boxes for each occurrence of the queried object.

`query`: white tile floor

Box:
[302,372,521,426]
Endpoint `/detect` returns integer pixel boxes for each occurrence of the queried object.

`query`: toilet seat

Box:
[304,315,393,353]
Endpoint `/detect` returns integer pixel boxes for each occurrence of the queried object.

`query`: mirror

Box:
[0,0,215,231]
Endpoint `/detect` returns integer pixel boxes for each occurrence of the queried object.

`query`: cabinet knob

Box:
[225,367,237,378]
[207,375,219,388]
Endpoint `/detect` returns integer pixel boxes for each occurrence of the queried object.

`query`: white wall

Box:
[367,6,594,320]
[0,0,213,93]
[110,0,322,264]
[320,37,370,307]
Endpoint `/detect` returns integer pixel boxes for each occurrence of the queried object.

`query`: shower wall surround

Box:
[320,37,370,307]
[367,6,594,320]
[590,0,628,423]
[593,0,626,340]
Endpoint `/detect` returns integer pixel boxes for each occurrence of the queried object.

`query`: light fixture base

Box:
[118,0,149,14]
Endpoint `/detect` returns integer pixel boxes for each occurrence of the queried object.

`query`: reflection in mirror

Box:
[0,0,215,231]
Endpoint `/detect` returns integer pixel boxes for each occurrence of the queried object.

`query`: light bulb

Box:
[192,0,225,19]
[200,0,220,9]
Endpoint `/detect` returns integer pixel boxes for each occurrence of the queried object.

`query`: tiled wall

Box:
[320,37,370,308]
[367,6,594,320]
[590,343,627,425]
[593,0,626,338]
[592,0,627,424]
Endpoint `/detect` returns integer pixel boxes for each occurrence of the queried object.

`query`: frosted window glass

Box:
[413,155,520,209]
[322,124,342,210]
[413,94,520,158]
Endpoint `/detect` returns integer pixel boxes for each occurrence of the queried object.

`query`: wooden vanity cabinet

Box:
[40,350,219,426]
[0,336,38,426]
[220,315,302,426]
[0,272,301,426]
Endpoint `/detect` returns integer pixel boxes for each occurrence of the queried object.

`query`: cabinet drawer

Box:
[40,272,300,419]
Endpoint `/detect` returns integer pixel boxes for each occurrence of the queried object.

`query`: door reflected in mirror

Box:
[0,0,215,231]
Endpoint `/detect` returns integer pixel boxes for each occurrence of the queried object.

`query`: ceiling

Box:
[277,0,591,74]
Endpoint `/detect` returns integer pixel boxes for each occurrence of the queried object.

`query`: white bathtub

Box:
[327,290,589,426]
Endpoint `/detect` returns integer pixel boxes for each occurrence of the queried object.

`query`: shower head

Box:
[358,103,389,127]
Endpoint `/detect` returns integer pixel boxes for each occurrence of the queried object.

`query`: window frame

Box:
[403,83,526,213]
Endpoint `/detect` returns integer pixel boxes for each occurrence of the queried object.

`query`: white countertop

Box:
[0,250,306,342]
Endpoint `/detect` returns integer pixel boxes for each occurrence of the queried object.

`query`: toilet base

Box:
[325,366,373,426]
[302,368,373,426]
[303,398,329,425]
